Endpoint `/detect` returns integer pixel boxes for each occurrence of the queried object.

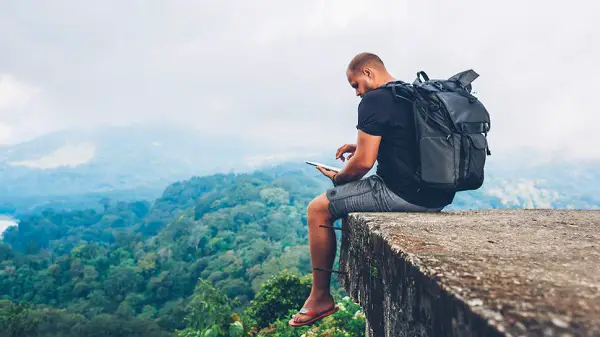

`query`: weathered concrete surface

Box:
[337,210,600,337]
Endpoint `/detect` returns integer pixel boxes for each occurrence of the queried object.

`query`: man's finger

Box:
[336,144,350,159]
[316,166,334,178]
[317,166,329,176]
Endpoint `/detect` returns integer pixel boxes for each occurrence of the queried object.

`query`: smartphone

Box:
[305,161,341,172]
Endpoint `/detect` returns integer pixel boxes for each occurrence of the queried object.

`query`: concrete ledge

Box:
[337,210,600,337]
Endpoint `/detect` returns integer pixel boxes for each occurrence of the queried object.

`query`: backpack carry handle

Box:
[417,71,429,82]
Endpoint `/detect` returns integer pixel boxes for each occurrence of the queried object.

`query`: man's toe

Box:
[293,313,305,323]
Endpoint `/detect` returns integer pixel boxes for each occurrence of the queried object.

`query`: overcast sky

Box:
[0,0,598,159]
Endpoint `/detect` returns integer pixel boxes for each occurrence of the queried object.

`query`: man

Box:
[289,53,455,327]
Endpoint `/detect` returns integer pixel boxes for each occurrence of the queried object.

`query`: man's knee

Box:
[308,193,331,216]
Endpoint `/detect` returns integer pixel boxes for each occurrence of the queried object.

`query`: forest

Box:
[0,166,365,336]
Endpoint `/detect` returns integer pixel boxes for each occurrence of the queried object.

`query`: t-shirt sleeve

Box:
[356,91,389,136]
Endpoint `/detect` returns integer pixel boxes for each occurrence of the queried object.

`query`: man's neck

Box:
[376,74,396,87]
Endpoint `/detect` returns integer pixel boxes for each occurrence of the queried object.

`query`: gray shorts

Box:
[325,174,444,220]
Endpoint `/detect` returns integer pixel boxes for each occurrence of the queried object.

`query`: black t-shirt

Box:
[356,86,455,208]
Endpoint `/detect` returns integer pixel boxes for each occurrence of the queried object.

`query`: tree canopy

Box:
[0,167,361,336]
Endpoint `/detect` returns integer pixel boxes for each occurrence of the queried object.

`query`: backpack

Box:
[382,69,491,192]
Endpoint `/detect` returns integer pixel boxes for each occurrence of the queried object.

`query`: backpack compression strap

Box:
[379,82,422,187]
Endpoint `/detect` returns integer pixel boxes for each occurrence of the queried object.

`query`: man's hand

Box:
[316,166,337,184]
[327,131,380,186]
[335,144,357,162]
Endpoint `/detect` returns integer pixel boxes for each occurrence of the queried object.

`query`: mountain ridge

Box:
[1,124,599,216]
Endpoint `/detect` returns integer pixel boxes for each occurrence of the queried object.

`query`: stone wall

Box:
[337,210,600,337]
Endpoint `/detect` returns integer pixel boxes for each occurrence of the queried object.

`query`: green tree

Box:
[244,270,312,330]
[0,168,350,336]
[177,278,244,337]
[0,301,40,337]
[256,296,365,337]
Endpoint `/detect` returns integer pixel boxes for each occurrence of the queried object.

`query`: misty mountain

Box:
[1,124,599,216]
[448,150,600,210]
[0,124,320,214]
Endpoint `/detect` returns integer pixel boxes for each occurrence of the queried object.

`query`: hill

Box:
[0,165,347,336]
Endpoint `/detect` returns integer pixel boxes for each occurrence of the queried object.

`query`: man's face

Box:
[346,69,376,98]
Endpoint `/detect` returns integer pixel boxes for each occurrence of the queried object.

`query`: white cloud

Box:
[243,152,317,169]
[0,0,598,159]
[9,142,96,169]
[0,74,64,145]
[0,74,40,111]
[0,123,13,144]
[248,0,409,44]
[485,179,560,208]
[0,216,18,236]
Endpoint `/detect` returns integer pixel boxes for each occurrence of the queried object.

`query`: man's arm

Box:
[333,130,381,185]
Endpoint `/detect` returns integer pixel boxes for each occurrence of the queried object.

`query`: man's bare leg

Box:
[291,192,338,324]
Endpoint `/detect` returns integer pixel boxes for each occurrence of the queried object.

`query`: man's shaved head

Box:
[346,52,394,98]
[347,52,386,74]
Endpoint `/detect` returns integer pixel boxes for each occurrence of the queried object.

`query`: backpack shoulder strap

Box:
[379,81,422,187]
[381,81,416,103]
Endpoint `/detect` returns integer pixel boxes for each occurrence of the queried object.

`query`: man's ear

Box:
[363,68,372,79]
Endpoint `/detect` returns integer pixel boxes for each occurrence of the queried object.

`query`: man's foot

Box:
[289,293,338,327]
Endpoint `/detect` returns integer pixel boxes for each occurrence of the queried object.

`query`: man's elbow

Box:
[355,159,374,174]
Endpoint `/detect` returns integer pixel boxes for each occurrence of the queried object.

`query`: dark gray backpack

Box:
[383,69,491,192]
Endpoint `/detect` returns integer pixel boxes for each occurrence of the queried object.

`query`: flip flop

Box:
[288,304,339,327]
